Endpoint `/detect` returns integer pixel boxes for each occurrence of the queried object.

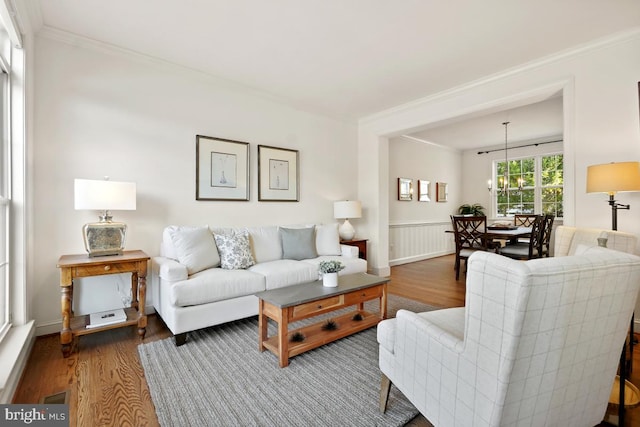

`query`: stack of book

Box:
[87,308,127,329]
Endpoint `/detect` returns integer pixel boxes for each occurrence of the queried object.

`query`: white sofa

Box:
[151,223,367,344]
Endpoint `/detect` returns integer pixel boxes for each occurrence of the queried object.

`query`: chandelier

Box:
[487,121,523,195]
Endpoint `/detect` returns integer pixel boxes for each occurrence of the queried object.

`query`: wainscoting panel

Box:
[389,221,455,266]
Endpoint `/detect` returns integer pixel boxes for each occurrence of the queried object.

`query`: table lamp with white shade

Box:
[334,200,362,241]
[74,178,137,257]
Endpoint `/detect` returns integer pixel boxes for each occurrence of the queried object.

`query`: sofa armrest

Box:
[340,244,358,258]
[153,256,188,282]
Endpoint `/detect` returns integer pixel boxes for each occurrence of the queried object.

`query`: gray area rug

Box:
[138,295,438,427]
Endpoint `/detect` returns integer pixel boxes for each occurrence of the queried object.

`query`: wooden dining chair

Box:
[450,215,488,280]
[540,214,555,257]
[499,215,545,260]
[512,213,538,244]
[514,214,539,227]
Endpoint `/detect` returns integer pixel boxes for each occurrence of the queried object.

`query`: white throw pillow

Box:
[214,231,256,270]
[169,226,220,275]
[316,223,341,256]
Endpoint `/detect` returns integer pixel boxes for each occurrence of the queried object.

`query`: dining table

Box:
[484,225,532,242]
[446,225,532,242]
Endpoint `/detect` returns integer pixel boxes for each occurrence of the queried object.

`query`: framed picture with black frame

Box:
[196,135,250,201]
[258,145,299,201]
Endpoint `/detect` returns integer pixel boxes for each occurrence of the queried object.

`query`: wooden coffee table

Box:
[256,272,389,367]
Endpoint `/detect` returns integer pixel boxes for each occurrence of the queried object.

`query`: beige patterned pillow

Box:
[213,231,255,270]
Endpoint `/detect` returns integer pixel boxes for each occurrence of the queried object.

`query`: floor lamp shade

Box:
[586,162,640,231]
[74,179,137,257]
[334,201,362,241]
[586,162,640,194]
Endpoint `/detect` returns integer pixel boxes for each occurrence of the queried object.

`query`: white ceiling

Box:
[30,0,640,123]
[405,96,564,151]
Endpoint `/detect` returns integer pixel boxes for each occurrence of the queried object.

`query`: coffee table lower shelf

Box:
[261,309,379,361]
[257,274,389,367]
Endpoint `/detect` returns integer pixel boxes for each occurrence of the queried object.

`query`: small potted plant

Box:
[457,203,486,216]
[318,260,345,287]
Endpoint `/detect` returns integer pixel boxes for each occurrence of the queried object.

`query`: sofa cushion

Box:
[213,231,256,269]
[249,259,319,290]
[169,226,220,275]
[280,227,318,260]
[247,226,283,263]
[169,268,265,307]
[315,223,341,256]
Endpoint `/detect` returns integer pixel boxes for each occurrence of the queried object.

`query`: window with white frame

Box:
[0,67,8,342]
[494,153,563,218]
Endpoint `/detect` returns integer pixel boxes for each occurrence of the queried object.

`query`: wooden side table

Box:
[56,250,150,357]
[340,239,368,261]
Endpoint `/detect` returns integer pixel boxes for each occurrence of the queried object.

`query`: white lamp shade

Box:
[334,200,362,219]
[74,179,137,210]
[586,162,640,194]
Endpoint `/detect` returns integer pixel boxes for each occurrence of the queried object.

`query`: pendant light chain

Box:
[502,121,509,194]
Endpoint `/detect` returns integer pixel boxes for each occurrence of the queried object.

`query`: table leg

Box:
[380,284,388,319]
[61,286,73,357]
[258,300,267,352]
[278,309,289,368]
[60,268,73,357]
[136,265,147,338]
[131,271,139,310]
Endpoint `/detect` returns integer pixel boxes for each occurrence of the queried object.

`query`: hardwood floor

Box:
[12,254,640,426]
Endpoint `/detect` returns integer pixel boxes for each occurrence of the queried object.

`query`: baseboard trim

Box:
[390,251,453,267]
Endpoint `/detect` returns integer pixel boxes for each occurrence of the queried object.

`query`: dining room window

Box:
[494,153,563,218]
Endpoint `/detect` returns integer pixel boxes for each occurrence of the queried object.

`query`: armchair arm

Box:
[395,308,465,353]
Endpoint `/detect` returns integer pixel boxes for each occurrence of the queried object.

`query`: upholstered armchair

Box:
[553,225,637,257]
[378,247,640,426]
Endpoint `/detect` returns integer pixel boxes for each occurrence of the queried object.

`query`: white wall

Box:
[389,137,462,223]
[32,35,358,334]
[359,29,640,278]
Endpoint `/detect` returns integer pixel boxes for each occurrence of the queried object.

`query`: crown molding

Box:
[36,25,353,124]
[398,134,461,153]
[360,27,640,126]
[12,0,42,36]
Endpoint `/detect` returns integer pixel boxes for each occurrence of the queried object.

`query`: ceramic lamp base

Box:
[338,219,355,241]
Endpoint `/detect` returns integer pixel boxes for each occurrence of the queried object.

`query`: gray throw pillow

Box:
[280,227,318,260]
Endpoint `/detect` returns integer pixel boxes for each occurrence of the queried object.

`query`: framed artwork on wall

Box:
[258,145,299,201]
[196,135,250,201]
[417,180,430,202]
[436,182,448,202]
[398,178,412,201]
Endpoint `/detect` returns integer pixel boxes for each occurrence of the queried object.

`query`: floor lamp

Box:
[587,161,640,425]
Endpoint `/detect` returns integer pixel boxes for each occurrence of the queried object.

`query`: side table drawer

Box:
[73,263,129,277]
[292,295,344,319]
[344,285,382,305]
